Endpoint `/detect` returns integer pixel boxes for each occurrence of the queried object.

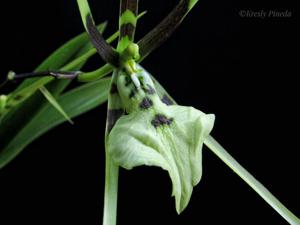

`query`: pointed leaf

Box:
[0,22,117,168]
[0,78,110,169]
[0,21,108,139]
[39,86,73,124]
[16,21,107,91]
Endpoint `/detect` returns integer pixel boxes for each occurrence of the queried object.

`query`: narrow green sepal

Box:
[119,9,137,27]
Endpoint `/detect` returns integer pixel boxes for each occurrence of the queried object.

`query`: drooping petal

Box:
[108,100,214,213]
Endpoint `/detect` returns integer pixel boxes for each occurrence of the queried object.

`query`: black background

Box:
[0,0,298,225]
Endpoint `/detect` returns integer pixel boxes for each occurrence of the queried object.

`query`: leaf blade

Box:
[0,23,109,164]
[0,78,110,169]
[15,22,107,91]
[39,86,73,124]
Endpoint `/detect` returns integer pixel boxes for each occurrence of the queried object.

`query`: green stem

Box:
[204,135,300,225]
[103,151,119,225]
[62,49,97,71]
[78,64,113,82]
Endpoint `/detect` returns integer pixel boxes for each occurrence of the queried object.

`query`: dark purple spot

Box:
[161,95,174,105]
[120,24,135,41]
[107,109,124,132]
[151,114,174,128]
[129,89,136,98]
[125,76,131,86]
[110,83,118,94]
[139,97,153,110]
[143,84,156,95]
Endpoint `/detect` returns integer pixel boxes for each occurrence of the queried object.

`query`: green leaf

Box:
[0,10,144,169]
[4,21,107,112]
[0,95,7,113]
[39,22,107,72]
[15,21,107,92]
[35,77,110,132]
[0,20,107,122]
[0,22,108,122]
[0,78,110,169]
[39,86,73,124]
[0,22,108,167]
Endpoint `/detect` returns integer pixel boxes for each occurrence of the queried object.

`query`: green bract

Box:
[108,66,215,213]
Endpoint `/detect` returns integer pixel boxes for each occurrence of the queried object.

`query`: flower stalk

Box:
[204,135,300,225]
